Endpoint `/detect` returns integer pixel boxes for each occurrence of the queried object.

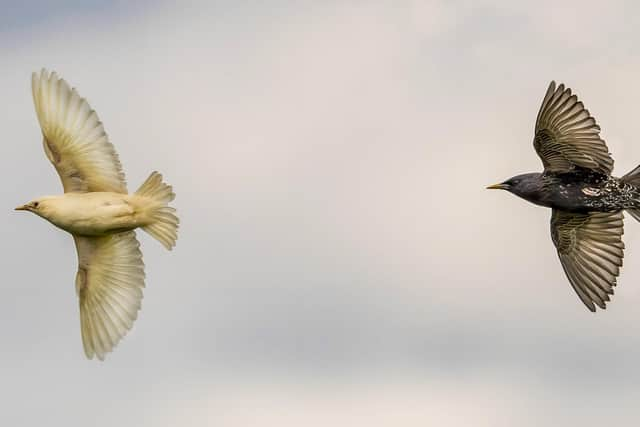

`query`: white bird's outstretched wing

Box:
[74,232,145,360]
[31,69,127,193]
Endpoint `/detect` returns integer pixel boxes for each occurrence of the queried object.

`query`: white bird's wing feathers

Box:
[74,232,145,360]
[31,69,127,193]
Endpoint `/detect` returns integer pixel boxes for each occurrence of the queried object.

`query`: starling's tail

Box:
[621,165,640,222]
[627,210,640,222]
[622,165,640,186]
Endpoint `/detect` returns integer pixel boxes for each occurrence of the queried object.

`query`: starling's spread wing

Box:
[534,81,613,175]
[74,232,145,360]
[31,69,127,193]
[550,210,624,311]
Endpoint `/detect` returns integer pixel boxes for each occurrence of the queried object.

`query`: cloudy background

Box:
[3,0,640,425]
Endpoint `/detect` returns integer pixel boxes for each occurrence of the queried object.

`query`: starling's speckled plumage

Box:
[488,81,640,312]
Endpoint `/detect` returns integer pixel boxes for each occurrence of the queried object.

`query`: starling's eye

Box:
[32,201,39,208]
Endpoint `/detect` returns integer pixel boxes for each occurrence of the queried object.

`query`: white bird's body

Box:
[36,192,144,235]
[17,69,179,360]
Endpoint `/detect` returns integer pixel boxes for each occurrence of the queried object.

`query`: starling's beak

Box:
[14,204,29,211]
[486,182,509,190]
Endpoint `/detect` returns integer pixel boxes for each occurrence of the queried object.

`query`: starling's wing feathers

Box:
[74,232,145,360]
[31,69,127,193]
[534,81,613,175]
[550,210,624,311]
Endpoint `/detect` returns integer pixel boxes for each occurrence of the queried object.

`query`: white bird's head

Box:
[15,198,52,218]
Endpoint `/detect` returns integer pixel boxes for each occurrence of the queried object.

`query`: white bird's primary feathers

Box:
[20,69,179,360]
[75,233,145,360]
[32,69,127,193]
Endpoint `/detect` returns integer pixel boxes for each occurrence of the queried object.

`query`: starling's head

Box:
[487,173,544,201]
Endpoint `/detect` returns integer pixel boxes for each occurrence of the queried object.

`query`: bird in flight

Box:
[16,69,179,359]
[488,81,640,312]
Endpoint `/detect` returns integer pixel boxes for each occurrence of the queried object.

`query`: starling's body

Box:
[514,170,640,213]
[489,81,640,311]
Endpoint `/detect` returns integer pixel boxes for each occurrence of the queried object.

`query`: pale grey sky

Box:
[3,1,640,426]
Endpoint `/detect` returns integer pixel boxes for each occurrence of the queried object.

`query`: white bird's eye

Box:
[32,201,39,208]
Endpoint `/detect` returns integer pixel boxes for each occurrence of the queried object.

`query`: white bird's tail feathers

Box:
[135,171,179,250]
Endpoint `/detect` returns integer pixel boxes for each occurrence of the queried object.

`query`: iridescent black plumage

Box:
[504,168,640,213]
[488,81,639,312]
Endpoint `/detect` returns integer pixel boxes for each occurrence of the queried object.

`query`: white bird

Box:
[16,69,179,360]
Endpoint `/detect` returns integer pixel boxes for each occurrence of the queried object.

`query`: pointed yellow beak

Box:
[486,183,508,190]
[14,204,29,211]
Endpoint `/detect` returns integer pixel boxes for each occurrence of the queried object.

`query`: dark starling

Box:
[488,81,640,312]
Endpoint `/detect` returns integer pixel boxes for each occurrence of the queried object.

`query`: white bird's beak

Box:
[14,204,29,211]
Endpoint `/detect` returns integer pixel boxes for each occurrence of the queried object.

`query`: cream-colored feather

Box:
[136,171,179,250]
[74,232,145,360]
[31,69,127,193]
